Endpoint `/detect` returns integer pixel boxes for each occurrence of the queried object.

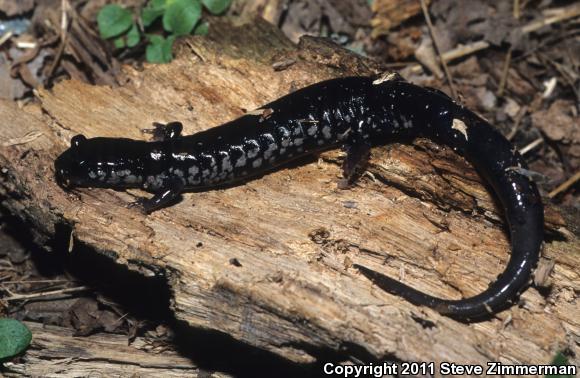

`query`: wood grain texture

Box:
[371,0,431,37]
[2,322,230,377]
[0,19,578,366]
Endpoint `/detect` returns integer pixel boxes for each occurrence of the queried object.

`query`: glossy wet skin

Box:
[54,76,544,319]
[55,135,152,189]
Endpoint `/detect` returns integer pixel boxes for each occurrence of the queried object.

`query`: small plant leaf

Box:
[545,352,573,378]
[142,0,167,27]
[146,35,176,63]
[201,0,232,15]
[0,318,32,362]
[193,20,209,35]
[126,23,141,48]
[97,4,133,39]
[113,36,126,49]
[163,0,202,36]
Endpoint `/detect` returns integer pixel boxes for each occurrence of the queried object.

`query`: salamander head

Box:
[55,134,145,189]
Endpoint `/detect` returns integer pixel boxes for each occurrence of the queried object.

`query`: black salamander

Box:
[54,75,544,319]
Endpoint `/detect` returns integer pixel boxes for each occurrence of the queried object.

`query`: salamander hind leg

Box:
[129,176,184,213]
[339,135,371,189]
[142,121,183,141]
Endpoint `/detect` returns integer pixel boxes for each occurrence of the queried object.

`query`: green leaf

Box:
[193,20,209,35]
[146,35,176,63]
[201,0,232,15]
[127,23,141,47]
[113,36,126,49]
[0,318,32,362]
[546,352,574,378]
[142,0,167,27]
[163,0,202,36]
[97,4,133,39]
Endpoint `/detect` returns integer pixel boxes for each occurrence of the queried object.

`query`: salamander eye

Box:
[71,134,87,148]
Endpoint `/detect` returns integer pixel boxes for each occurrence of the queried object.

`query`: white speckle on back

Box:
[125,175,139,184]
[278,127,291,148]
[401,116,413,129]
[201,153,216,168]
[246,139,260,158]
[235,154,247,167]
[322,126,332,139]
[222,155,233,172]
[307,125,317,136]
[188,166,199,176]
[187,166,201,184]
[264,142,278,159]
[172,152,192,161]
[218,151,233,173]
[252,158,263,168]
[372,72,398,85]
[146,174,165,190]
[452,118,469,140]
[230,145,246,168]
[150,150,162,160]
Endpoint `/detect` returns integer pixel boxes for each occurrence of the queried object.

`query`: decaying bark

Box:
[2,322,230,377]
[370,0,431,37]
[0,18,578,367]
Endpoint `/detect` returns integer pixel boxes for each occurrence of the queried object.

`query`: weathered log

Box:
[0,18,578,367]
[2,321,231,377]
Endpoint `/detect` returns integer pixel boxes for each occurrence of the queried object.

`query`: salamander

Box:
[54,74,544,319]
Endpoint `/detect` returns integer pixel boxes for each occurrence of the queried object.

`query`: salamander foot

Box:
[142,121,183,141]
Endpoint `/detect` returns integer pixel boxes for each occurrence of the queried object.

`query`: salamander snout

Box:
[55,164,72,189]
[54,134,88,189]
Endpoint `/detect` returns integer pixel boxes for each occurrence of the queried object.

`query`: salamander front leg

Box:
[339,136,371,189]
[142,121,183,141]
[129,176,184,213]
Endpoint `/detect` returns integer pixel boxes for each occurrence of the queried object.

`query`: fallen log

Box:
[0,18,578,367]
[2,321,227,377]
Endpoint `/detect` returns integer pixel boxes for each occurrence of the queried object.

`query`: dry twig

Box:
[0,31,13,48]
[4,286,90,302]
[548,172,580,198]
[497,46,513,97]
[1,279,74,284]
[519,137,544,155]
[409,3,580,74]
[507,105,528,140]
[514,0,521,19]
[521,3,580,34]
[419,0,457,98]
[47,0,71,79]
